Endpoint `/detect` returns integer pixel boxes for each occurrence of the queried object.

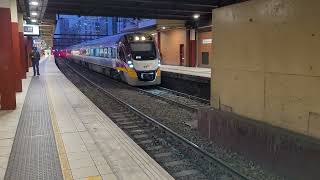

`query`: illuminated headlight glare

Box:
[158,60,161,66]
[141,36,146,41]
[128,61,133,65]
[134,36,140,41]
[129,64,134,68]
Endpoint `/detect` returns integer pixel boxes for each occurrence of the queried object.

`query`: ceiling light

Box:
[193,14,200,19]
[30,1,39,6]
[134,36,140,41]
[161,26,166,30]
[31,19,37,23]
[141,36,146,41]
[31,12,38,16]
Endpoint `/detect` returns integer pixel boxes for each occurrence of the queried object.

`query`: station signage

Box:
[23,24,40,36]
[202,39,212,44]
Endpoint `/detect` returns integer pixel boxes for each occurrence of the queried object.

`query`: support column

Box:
[10,0,22,92]
[0,1,16,109]
[157,31,161,56]
[18,13,26,79]
[25,36,33,69]
[189,29,197,67]
[186,29,190,67]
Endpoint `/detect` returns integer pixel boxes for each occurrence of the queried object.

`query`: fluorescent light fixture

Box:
[31,12,38,16]
[30,1,39,6]
[31,19,37,23]
[193,14,200,19]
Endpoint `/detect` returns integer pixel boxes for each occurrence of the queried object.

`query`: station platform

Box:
[160,65,211,99]
[160,65,211,78]
[0,56,173,180]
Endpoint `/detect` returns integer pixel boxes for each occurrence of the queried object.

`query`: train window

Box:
[99,48,104,57]
[95,48,100,56]
[103,48,108,58]
[90,49,94,56]
[108,48,112,58]
[130,42,156,60]
[105,47,109,58]
[111,48,116,58]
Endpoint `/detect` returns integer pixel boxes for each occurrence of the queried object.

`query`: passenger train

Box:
[62,33,161,86]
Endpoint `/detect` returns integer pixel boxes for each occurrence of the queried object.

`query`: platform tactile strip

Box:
[4,77,63,180]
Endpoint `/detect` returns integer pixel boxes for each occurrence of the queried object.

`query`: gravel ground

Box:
[59,59,286,180]
[140,88,209,108]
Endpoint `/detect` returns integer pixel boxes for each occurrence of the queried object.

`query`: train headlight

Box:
[141,36,146,41]
[158,60,161,67]
[128,61,134,68]
[134,36,140,41]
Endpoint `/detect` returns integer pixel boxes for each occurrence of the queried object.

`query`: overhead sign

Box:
[23,24,40,36]
[202,39,212,44]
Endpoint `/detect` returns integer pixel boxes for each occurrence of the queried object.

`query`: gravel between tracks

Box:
[58,59,285,180]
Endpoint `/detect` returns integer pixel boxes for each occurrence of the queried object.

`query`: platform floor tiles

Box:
[0,56,173,180]
[0,69,33,179]
[160,65,211,78]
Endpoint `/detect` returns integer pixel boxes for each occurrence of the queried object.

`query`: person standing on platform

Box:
[30,47,40,76]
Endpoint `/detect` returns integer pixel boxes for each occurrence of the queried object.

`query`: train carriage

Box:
[63,33,161,86]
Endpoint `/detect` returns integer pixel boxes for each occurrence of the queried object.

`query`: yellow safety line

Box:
[46,83,73,180]
[87,176,103,180]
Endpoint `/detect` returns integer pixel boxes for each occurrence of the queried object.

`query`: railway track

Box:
[57,58,250,180]
[137,86,210,112]
[67,58,210,113]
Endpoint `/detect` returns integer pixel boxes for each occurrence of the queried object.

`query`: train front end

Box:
[123,34,161,86]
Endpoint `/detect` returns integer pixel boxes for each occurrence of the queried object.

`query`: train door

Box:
[179,44,184,66]
[118,47,125,61]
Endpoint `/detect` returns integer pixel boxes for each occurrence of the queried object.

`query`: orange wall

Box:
[160,29,186,66]
[198,31,213,67]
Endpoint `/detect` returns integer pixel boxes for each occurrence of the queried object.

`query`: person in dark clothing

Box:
[30,47,40,76]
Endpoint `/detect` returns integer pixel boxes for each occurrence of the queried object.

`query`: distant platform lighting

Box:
[161,26,166,30]
[134,36,140,41]
[31,12,38,16]
[31,19,37,23]
[141,36,146,41]
[30,1,39,6]
[193,14,200,19]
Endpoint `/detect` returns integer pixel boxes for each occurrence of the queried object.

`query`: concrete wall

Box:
[211,0,320,138]
[160,29,186,65]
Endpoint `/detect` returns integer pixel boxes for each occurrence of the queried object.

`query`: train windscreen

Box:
[130,42,157,60]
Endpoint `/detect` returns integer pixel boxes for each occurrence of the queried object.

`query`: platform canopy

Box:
[18,0,247,21]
